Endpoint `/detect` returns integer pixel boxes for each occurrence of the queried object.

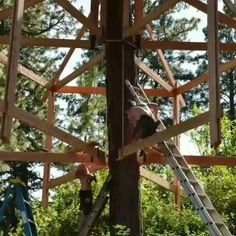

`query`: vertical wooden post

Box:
[42,91,54,207]
[207,0,221,148]
[1,0,25,142]
[106,0,141,235]
[173,94,181,209]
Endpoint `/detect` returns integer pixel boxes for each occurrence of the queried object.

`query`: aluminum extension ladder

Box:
[125,80,232,236]
[0,179,38,236]
[77,175,111,236]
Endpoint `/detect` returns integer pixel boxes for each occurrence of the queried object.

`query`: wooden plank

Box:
[134,57,173,91]
[145,24,186,107]
[0,36,90,48]
[1,0,25,142]
[55,0,101,37]
[176,59,236,95]
[185,0,236,29]
[0,151,235,167]
[141,40,236,51]
[42,92,54,207]
[126,0,180,37]
[0,151,92,163]
[118,111,210,159]
[140,167,184,195]
[0,0,44,21]
[53,52,105,90]
[208,1,221,148]
[56,86,171,97]
[0,52,48,87]
[9,104,105,164]
[223,0,236,16]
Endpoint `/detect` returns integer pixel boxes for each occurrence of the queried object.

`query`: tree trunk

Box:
[105,1,142,235]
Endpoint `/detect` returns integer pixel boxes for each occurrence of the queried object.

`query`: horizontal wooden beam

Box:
[146,152,236,167]
[118,111,210,159]
[55,0,101,37]
[0,149,235,167]
[56,86,171,97]
[134,57,173,91]
[0,0,44,21]
[126,0,180,37]
[140,167,184,195]
[141,40,236,51]
[0,36,90,49]
[0,151,93,163]
[53,52,105,90]
[184,0,236,29]
[0,52,48,87]
[176,58,236,95]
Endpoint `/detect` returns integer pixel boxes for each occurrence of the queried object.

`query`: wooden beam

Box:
[146,152,236,167]
[223,0,236,16]
[145,24,186,107]
[1,0,25,142]
[56,86,171,97]
[0,0,44,21]
[141,40,236,51]
[118,111,210,159]
[55,0,101,38]
[184,0,236,29]
[8,104,105,164]
[0,150,235,167]
[53,52,105,90]
[208,1,221,148]
[134,57,173,91]
[176,59,236,95]
[140,167,184,195]
[126,0,180,37]
[0,52,48,87]
[0,151,92,163]
[42,91,54,207]
[0,36,90,49]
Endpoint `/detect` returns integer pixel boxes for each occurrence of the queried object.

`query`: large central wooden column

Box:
[105,1,142,235]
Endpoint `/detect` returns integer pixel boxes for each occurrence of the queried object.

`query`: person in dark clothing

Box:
[127,102,159,162]
[75,163,96,215]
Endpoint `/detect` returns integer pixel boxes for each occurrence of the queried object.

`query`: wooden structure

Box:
[0,0,236,233]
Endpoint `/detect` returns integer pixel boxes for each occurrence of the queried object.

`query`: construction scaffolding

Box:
[0,0,236,235]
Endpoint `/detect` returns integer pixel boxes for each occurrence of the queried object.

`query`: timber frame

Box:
[0,0,236,209]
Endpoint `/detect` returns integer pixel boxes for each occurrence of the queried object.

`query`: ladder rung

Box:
[205,207,215,212]
[189,179,198,185]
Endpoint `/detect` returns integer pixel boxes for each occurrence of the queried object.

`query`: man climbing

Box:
[127,102,160,162]
[127,102,159,140]
[75,163,96,216]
